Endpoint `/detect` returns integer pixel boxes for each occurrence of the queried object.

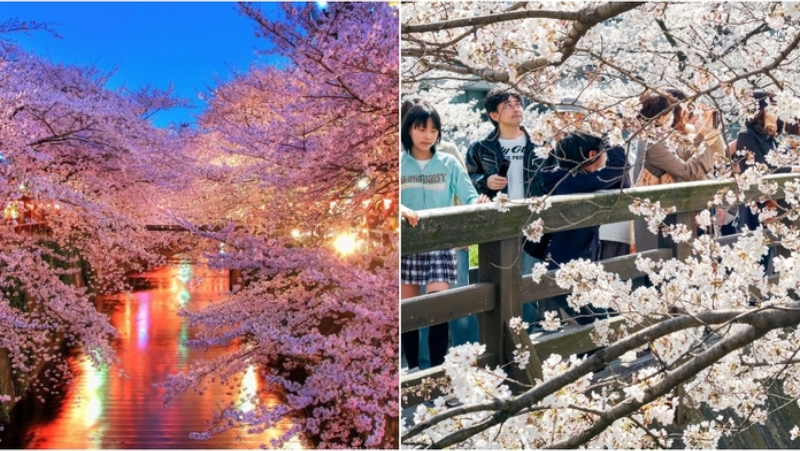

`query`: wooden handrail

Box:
[401,283,495,333]
[400,249,674,334]
[401,174,797,256]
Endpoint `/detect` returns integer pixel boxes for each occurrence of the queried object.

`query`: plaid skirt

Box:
[401,249,457,286]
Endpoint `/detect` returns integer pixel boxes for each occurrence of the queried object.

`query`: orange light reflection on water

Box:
[240,365,258,413]
[15,264,301,449]
[81,358,105,429]
[136,292,149,350]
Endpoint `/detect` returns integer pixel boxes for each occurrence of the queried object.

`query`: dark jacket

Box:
[465,127,550,198]
[736,124,785,231]
[736,124,787,174]
[540,145,629,269]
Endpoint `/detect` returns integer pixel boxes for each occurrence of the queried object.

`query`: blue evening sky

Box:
[0,2,295,128]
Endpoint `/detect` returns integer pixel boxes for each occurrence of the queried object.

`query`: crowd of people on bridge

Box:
[400,87,800,371]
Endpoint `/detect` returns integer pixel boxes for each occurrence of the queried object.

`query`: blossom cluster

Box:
[1,30,184,416]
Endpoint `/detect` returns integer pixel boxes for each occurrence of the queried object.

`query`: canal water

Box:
[1,263,301,449]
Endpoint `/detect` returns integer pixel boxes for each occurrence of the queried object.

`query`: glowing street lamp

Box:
[3,202,19,220]
[333,232,358,256]
[311,1,329,22]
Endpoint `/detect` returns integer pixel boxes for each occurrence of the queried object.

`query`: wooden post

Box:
[476,238,531,384]
[658,211,697,262]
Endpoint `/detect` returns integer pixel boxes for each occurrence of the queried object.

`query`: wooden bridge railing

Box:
[401,174,799,408]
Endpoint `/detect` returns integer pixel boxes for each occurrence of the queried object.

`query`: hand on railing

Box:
[401,204,419,227]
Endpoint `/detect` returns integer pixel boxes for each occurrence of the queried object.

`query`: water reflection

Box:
[3,264,300,449]
[240,365,258,413]
[137,293,150,350]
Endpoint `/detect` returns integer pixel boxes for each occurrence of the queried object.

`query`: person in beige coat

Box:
[636,91,724,185]
[634,91,724,250]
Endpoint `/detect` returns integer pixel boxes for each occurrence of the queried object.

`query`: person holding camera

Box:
[636,90,724,186]
[466,89,548,200]
[633,90,725,251]
[466,88,551,331]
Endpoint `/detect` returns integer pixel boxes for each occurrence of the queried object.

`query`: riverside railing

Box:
[400,174,798,408]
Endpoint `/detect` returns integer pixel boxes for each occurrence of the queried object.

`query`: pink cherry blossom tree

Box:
[402,2,800,448]
[159,3,399,448]
[1,20,189,412]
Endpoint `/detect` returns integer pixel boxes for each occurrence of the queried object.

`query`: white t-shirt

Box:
[415,158,431,172]
[499,134,527,200]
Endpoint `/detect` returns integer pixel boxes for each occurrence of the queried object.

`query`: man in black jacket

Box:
[466,88,552,331]
[466,89,550,199]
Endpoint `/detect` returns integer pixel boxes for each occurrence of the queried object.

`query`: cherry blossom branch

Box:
[626,414,671,449]
[403,305,800,446]
[725,344,800,441]
[405,4,800,112]
[401,3,639,34]
[577,48,651,92]
[527,2,646,79]
[548,322,770,448]
[405,2,528,50]
[404,3,643,84]
[690,26,800,98]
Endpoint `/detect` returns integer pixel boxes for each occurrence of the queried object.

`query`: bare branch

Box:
[402,8,586,34]
[517,2,645,76]
[404,3,643,84]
